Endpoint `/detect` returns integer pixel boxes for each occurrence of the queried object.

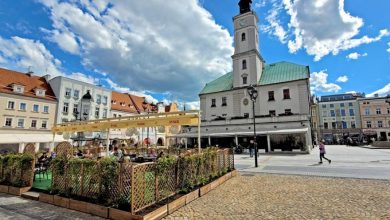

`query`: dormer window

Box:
[35,88,46,97]
[11,84,25,93]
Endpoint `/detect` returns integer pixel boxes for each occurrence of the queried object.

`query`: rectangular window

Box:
[242,76,247,85]
[268,91,275,101]
[376,107,381,114]
[41,121,47,129]
[341,109,346,116]
[283,89,290,99]
[269,110,276,116]
[321,104,326,108]
[330,104,334,108]
[342,121,347,129]
[74,90,80,99]
[322,110,327,117]
[349,109,355,116]
[332,122,336,129]
[244,113,249,118]
[43,106,49,113]
[5,118,12,127]
[324,122,328,129]
[103,96,108,105]
[330,110,335,117]
[19,103,26,111]
[349,102,353,107]
[285,109,292,115]
[365,107,370,115]
[7,101,15,109]
[73,104,78,114]
[31,120,37,128]
[33,104,39,112]
[366,121,372,128]
[388,108,390,114]
[65,88,72,97]
[113,114,117,118]
[378,121,383,128]
[211,99,216,107]
[103,109,107,118]
[221,97,227,106]
[63,102,69,113]
[340,103,345,107]
[351,121,356,128]
[96,94,102,104]
[17,119,24,128]
[95,107,100,118]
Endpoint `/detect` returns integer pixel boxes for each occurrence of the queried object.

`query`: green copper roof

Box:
[199,71,233,95]
[199,61,309,95]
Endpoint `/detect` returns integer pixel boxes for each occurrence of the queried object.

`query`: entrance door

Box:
[380,132,387,141]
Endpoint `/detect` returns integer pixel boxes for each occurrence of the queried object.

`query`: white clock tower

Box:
[232,11,264,88]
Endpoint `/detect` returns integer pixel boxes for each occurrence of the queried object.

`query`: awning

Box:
[168,128,309,138]
[0,133,65,144]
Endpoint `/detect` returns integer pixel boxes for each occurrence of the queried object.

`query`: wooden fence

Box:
[0,154,35,187]
[50,148,234,214]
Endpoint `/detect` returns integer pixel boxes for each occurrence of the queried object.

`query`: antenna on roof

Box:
[27,66,33,73]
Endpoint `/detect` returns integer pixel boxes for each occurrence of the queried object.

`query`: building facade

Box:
[318,93,363,144]
[310,96,320,144]
[358,96,390,141]
[0,68,62,153]
[179,6,312,152]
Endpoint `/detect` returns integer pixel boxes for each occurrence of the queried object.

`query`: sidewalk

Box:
[235,145,390,180]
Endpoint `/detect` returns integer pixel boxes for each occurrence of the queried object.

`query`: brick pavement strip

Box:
[166,174,390,220]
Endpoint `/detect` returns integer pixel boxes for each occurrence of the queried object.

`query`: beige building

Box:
[358,95,390,141]
[310,96,320,144]
[0,68,62,153]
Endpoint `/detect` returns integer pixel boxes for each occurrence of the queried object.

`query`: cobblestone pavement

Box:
[0,193,104,220]
[166,174,390,220]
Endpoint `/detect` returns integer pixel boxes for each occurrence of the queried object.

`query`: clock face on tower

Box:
[239,19,247,27]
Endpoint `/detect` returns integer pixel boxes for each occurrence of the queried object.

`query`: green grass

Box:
[32,172,52,191]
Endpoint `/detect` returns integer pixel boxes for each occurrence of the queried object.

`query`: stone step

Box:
[22,191,40,201]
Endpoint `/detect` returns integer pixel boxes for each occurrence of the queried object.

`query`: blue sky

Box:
[0,0,389,109]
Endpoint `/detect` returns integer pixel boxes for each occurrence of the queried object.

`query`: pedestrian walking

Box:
[319,140,331,164]
[249,140,254,157]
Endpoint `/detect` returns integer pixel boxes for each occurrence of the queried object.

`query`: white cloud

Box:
[0,36,63,76]
[346,52,367,60]
[254,0,266,9]
[310,70,342,93]
[39,0,234,101]
[105,78,159,104]
[279,0,389,61]
[261,1,287,43]
[336,75,348,83]
[68,72,99,85]
[387,42,390,53]
[366,83,390,97]
[346,91,357,94]
[50,29,80,54]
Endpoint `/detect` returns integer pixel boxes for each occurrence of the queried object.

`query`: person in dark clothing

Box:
[319,140,331,164]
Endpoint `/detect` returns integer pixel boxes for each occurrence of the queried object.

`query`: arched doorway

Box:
[157,138,164,146]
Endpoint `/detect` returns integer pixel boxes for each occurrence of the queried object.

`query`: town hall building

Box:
[179,1,312,152]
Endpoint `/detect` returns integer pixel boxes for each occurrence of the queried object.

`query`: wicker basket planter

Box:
[39,193,54,204]
[53,195,70,208]
[143,204,167,220]
[0,185,9,193]
[185,189,199,205]
[87,202,109,218]
[108,208,133,220]
[167,196,186,214]
[8,186,31,196]
[69,199,89,212]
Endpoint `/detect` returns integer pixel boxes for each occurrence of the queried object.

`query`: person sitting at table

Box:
[50,151,57,159]
[38,152,49,163]
[149,149,157,157]
[76,149,83,157]
[111,146,123,161]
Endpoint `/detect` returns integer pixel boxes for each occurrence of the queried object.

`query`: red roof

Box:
[0,68,56,101]
[111,91,157,114]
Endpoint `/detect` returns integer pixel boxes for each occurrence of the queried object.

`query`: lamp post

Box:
[247,85,259,167]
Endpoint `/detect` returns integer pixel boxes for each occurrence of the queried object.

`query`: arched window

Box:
[242,60,247,70]
[241,33,246,41]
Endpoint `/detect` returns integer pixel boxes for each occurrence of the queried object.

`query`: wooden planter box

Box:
[39,193,54,204]
[210,179,220,190]
[167,196,186,214]
[185,189,199,205]
[199,183,211,197]
[231,169,238,177]
[225,172,232,180]
[218,175,227,185]
[143,204,167,220]
[54,195,70,208]
[0,185,9,193]
[108,208,133,220]
[69,199,89,212]
[8,186,31,196]
[87,203,109,218]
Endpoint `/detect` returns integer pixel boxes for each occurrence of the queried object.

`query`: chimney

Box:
[26,66,33,77]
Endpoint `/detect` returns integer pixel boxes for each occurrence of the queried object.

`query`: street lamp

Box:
[73,90,92,147]
[247,85,259,167]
